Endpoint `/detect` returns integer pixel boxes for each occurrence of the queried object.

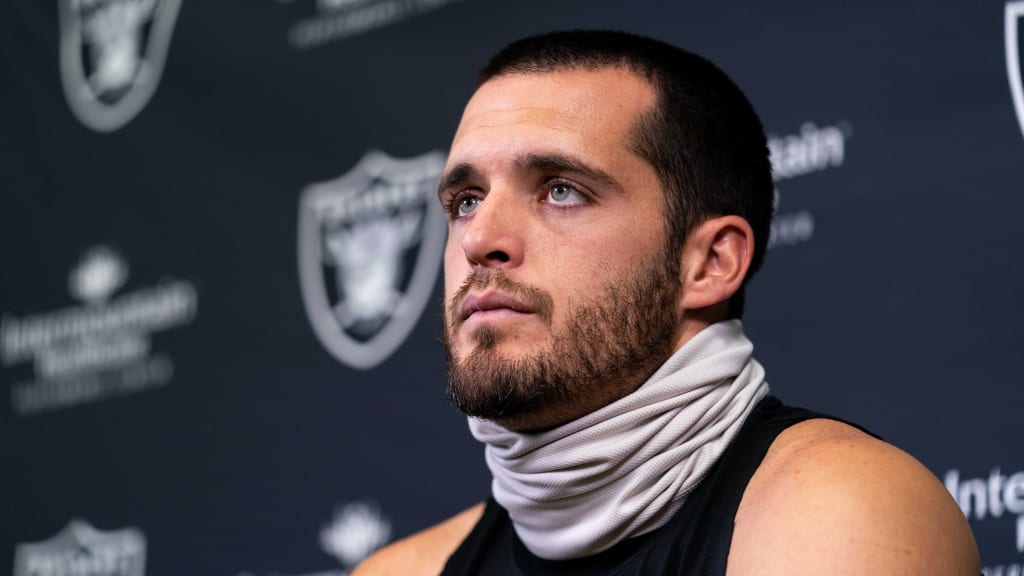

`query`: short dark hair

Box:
[480,30,774,319]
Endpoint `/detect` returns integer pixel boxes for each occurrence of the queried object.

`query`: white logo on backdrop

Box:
[320,500,393,568]
[13,519,146,576]
[945,466,1024,575]
[766,121,850,249]
[1008,1,1024,140]
[0,244,197,415]
[298,150,445,370]
[69,245,129,304]
[58,0,182,132]
[282,0,467,49]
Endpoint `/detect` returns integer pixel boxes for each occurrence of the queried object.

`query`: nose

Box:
[459,187,525,270]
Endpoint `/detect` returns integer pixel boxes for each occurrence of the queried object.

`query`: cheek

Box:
[566,234,662,291]
[575,232,638,267]
[443,243,466,300]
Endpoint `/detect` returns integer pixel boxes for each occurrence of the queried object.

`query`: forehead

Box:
[449,67,656,166]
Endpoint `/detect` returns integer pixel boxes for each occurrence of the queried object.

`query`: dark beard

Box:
[442,255,680,431]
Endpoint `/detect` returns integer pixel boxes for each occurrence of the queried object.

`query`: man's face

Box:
[440,67,684,431]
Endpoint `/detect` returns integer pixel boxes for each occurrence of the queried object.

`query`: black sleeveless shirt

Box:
[441,396,843,575]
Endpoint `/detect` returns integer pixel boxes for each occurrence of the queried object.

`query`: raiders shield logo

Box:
[1009,1,1024,139]
[58,0,182,133]
[14,519,146,576]
[298,150,447,370]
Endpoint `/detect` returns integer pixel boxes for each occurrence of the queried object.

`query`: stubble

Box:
[443,255,680,431]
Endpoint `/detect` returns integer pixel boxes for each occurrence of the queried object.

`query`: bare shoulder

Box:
[728,418,979,576]
[351,502,485,576]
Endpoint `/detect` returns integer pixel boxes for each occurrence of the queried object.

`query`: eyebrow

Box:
[438,153,623,200]
[438,162,482,200]
[516,153,623,192]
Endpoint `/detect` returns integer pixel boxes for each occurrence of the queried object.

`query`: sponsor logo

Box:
[234,500,391,576]
[769,121,847,182]
[766,121,851,249]
[58,0,182,132]
[1,245,198,416]
[298,150,445,370]
[945,466,1024,574]
[984,562,1024,576]
[280,0,467,50]
[13,519,146,576]
[1008,1,1024,140]
[320,500,392,568]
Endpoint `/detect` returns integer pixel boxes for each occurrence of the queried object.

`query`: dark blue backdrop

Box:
[3,1,1023,574]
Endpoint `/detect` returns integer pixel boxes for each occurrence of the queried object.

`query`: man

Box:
[354,30,979,574]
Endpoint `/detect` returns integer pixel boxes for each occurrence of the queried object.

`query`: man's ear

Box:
[679,215,754,313]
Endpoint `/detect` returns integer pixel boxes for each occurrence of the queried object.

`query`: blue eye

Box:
[442,192,481,219]
[458,196,481,216]
[550,184,572,202]
[548,183,585,205]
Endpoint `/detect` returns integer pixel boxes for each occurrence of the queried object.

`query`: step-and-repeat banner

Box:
[3,1,1023,574]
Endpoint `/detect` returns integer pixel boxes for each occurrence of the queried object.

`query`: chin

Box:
[493,410,574,434]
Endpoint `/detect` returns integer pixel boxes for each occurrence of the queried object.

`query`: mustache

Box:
[448,270,554,327]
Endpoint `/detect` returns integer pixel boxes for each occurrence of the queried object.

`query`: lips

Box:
[459,292,533,322]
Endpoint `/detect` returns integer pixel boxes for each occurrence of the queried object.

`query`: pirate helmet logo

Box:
[58,0,182,132]
[1008,1,1024,139]
[298,150,446,370]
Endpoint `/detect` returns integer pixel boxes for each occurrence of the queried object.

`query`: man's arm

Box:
[728,419,980,575]
[351,502,484,576]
